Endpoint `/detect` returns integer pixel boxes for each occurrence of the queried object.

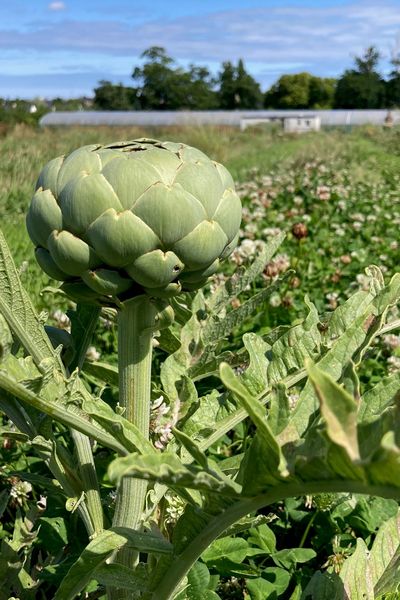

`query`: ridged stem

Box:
[71,429,104,536]
[69,304,104,537]
[110,296,157,599]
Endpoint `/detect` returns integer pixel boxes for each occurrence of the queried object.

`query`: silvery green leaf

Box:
[332,509,400,599]
[203,275,290,347]
[82,395,155,454]
[240,332,270,395]
[108,452,241,496]
[55,527,172,600]
[208,233,285,314]
[306,361,360,461]
[0,230,63,372]
[358,373,400,423]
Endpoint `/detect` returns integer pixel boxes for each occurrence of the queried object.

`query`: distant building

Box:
[283,115,320,133]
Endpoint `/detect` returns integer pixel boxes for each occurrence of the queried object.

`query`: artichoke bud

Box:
[27,139,242,305]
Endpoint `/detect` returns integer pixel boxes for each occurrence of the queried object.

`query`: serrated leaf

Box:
[0,229,62,372]
[358,373,400,423]
[338,511,400,599]
[220,363,288,483]
[81,395,154,454]
[306,361,360,461]
[108,452,241,496]
[284,311,374,442]
[208,234,285,314]
[0,369,128,455]
[55,527,172,600]
[266,296,321,384]
[203,275,290,346]
[240,333,270,395]
[94,563,147,593]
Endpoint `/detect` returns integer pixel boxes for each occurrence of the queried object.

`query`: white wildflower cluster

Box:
[288,393,299,409]
[387,356,400,374]
[355,273,371,291]
[263,253,290,280]
[315,185,331,201]
[382,334,400,351]
[10,480,32,505]
[230,239,265,266]
[51,309,70,331]
[85,346,101,362]
[164,492,186,526]
[150,395,179,450]
[326,292,339,310]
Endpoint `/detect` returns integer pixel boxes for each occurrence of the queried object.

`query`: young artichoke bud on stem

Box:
[26,138,242,304]
[27,138,242,593]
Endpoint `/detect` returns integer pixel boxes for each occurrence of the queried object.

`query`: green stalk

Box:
[71,429,104,536]
[152,480,400,600]
[68,305,104,537]
[110,296,157,595]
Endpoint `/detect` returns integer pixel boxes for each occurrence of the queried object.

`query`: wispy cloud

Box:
[1,1,399,97]
[48,2,66,11]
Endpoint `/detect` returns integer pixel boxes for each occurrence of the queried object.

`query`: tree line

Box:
[94,46,400,111]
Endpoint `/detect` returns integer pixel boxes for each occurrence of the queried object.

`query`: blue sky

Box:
[1,0,400,99]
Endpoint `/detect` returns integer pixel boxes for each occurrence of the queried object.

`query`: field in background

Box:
[1,123,400,313]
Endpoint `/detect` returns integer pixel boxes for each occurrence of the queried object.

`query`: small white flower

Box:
[86,346,101,362]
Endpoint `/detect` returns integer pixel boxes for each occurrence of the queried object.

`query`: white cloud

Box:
[1,0,399,94]
[48,1,66,10]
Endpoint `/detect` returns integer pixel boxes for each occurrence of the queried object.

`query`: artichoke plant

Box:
[26,138,242,302]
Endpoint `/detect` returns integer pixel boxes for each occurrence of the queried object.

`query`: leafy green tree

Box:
[264,72,335,109]
[93,80,140,110]
[264,72,312,108]
[218,59,262,109]
[334,47,386,108]
[308,76,336,108]
[386,54,400,108]
[132,46,216,110]
[185,65,218,109]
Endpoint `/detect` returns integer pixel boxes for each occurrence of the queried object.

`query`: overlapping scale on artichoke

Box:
[27,139,242,303]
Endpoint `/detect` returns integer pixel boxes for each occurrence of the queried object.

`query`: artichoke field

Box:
[26,138,242,302]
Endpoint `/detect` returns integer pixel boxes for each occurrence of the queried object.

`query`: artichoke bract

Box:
[27,139,242,303]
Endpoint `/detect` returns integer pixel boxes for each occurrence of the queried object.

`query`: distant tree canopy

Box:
[334,47,386,109]
[218,59,263,109]
[264,73,336,109]
[130,47,218,110]
[93,81,140,110]
[90,44,400,111]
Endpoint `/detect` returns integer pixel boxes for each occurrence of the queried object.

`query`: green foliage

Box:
[334,47,386,109]
[218,59,263,109]
[131,47,218,110]
[264,72,336,109]
[94,80,141,110]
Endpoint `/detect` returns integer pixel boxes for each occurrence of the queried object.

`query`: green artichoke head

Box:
[27,138,242,303]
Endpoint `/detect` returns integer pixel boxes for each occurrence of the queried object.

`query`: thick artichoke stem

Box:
[110,296,157,597]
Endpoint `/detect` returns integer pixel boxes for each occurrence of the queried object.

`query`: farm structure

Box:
[39,109,400,129]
